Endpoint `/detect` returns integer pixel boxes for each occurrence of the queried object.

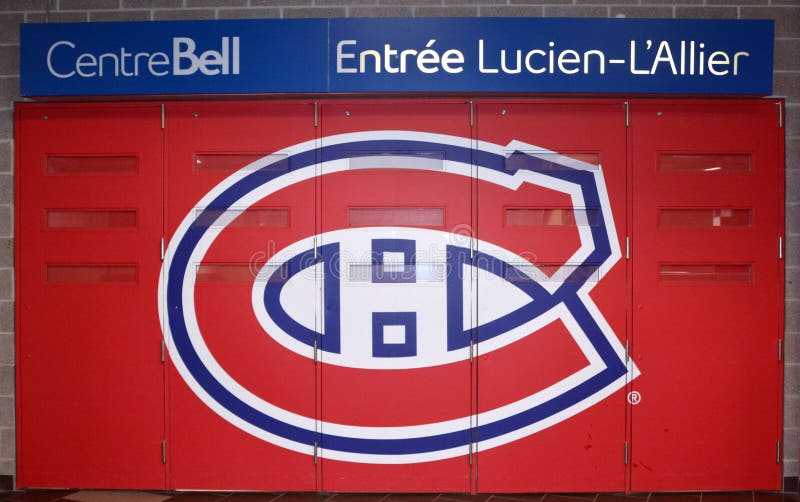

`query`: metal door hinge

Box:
[625,340,629,363]
[161,440,167,464]
[161,340,165,363]
[625,237,630,260]
[776,102,783,128]
[469,442,473,465]
[469,339,474,363]
[160,104,165,129]
[777,440,781,463]
[314,441,318,465]
[160,237,165,261]
[624,101,630,127]
[779,236,784,260]
[313,339,318,364]
[469,100,474,127]
[778,339,783,362]
[314,101,319,128]
[314,236,318,260]
[624,441,629,465]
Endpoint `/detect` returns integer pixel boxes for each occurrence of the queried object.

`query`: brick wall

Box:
[0,0,797,488]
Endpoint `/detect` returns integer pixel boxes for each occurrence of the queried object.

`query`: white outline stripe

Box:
[159,131,638,464]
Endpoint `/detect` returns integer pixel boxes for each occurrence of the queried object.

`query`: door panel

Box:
[16,104,165,489]
[474,101,629,492]
[630,101,783,491]
[317,101,474,492]
[164,102,318,490]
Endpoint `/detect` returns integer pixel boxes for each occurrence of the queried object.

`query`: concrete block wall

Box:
[0,0,797,488]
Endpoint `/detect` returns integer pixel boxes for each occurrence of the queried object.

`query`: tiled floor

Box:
[1,492,799,502]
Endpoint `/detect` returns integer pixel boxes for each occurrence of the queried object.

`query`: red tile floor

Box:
[1,492,799,502]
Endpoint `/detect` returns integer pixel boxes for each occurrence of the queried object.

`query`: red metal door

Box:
[316,101,474,492]
[15,103,166,488]
[163,102,318,490]
[473,100,630,492]
[629,100,784,491]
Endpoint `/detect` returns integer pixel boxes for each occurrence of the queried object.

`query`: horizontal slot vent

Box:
[194,208,289,228]
[195,264,259,283]
[505,152,600,172]
[47,265,137,283]
[505,263,601,284]
[565,153,600,165]
[345,262,601,284]
[195,153,288,173]
[349,207,444,227]
[47,210,137,229]
[348,152,444,171]
[505,207,599,227]
[660,264,752,283]
[659,209,751,228]
[47,156,137,175]
[659,154,751,174]
[348,263,445,283]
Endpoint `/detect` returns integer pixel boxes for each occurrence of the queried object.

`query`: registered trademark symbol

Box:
[627,391,641,405]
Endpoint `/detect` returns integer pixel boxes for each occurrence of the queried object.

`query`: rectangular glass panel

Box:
[505,208,599,227]
[659,209,752,228]
[505,151,600,172]
[47,156,137,175]
[564,153,601,165]
[659,154,751,173]
[195,153,287,173]
[194,208,289,228]
[659,264,752,283]
[349,207,444,227]
[47,265,137,283]
[348,152,444,171]
[508,263,600,284]
[348,263,445,283]
[47,210,137,228]
[195,264,259,283]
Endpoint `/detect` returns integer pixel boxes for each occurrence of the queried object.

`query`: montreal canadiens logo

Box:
[159,131,640,464]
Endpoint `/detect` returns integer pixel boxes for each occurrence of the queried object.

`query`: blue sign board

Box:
[20,18,774,96]
[20,19,328,96]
